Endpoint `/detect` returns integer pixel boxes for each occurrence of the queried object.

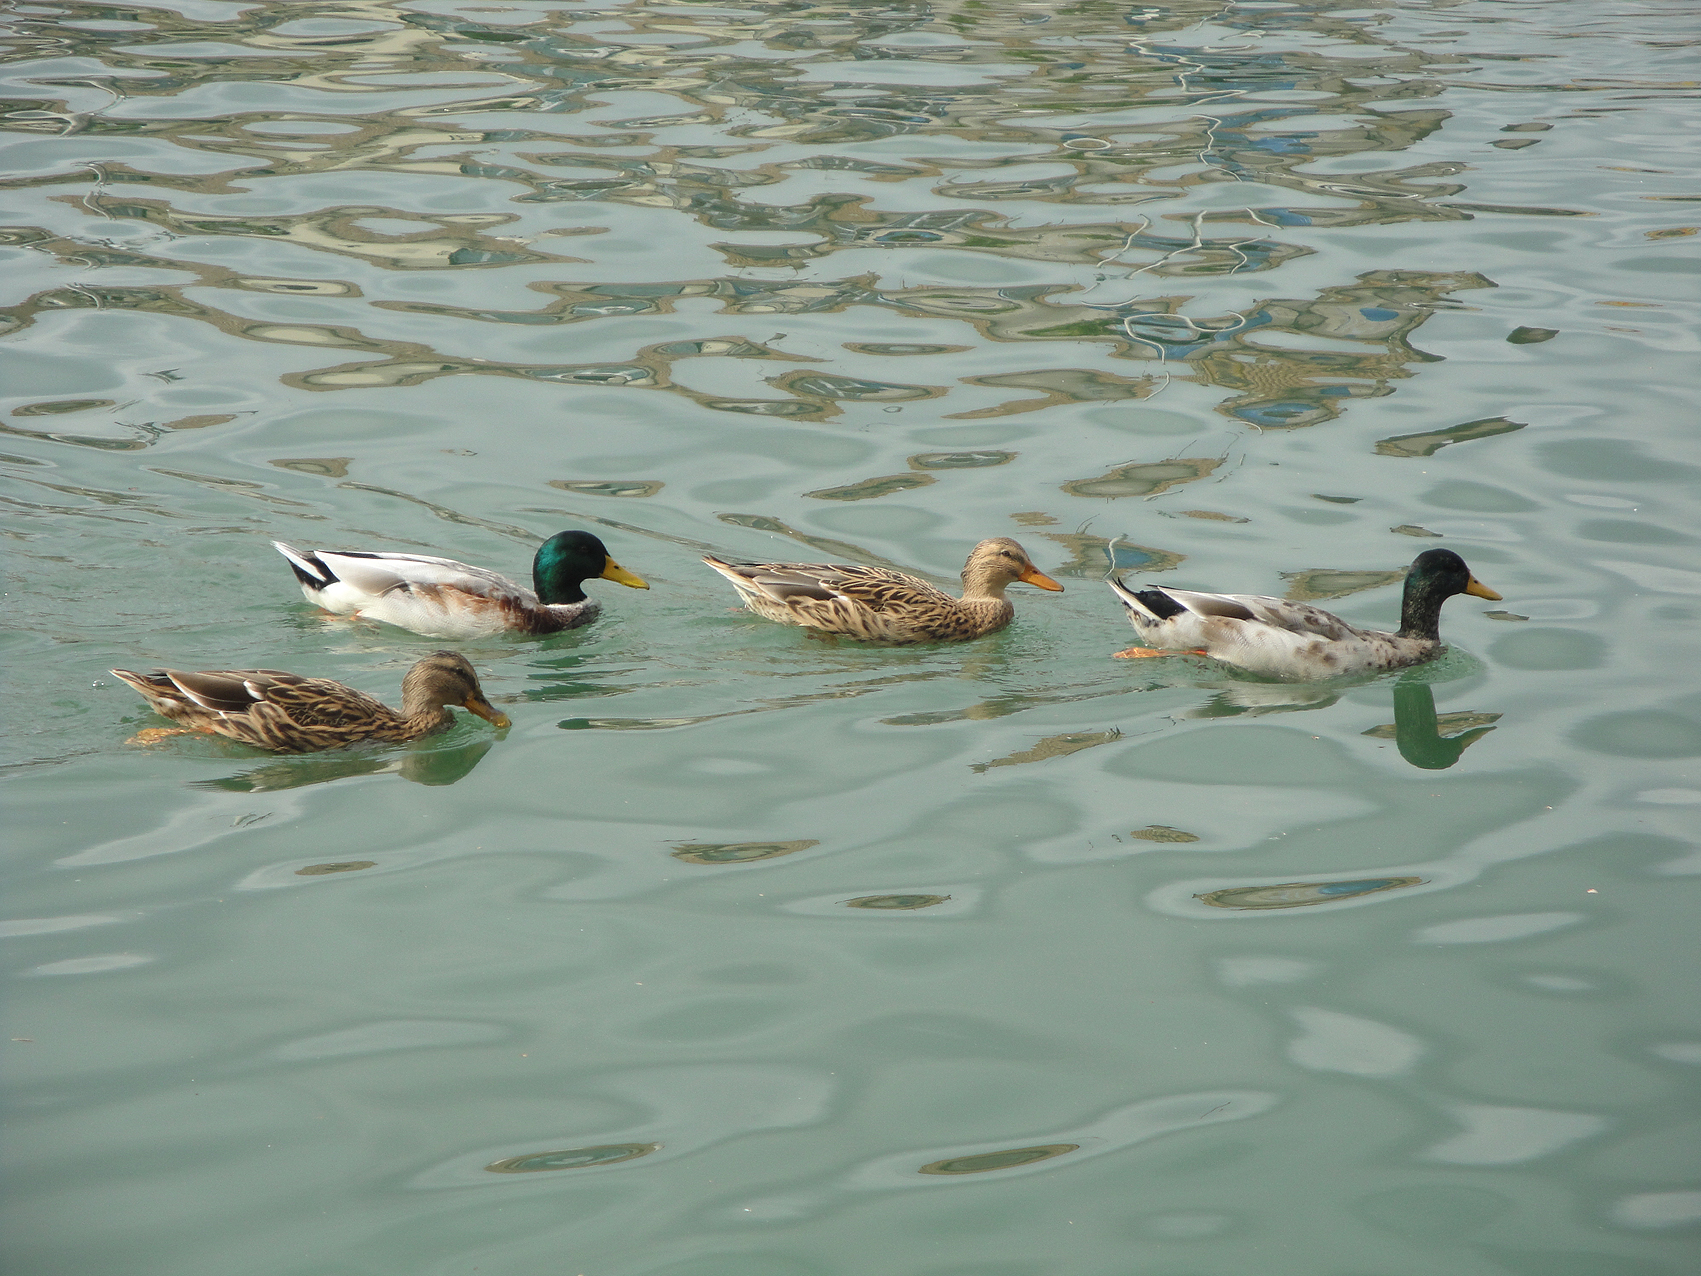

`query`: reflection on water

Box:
[192,736,495,790]
[671,839,818,865]
[842,893,949,911]
[0,0,1538,437]
[1127,825,1200,844]
[739,1090,1278,1217]
[971,729,1120,773]
[1279,567,1407,603]
[485,1143,659,1173]
[0,222,1494,428]
[1061,455,1220,500]
[1185,681,1342,718]
[908,450,1012,470]
[1198,878,1425,910]
[803,471,934,502]
[1364,681,1501,771]
[294,861,375,876]
[1375,415,1526,459]
[918,1144,1078,1175]
[4,0,1695,1272]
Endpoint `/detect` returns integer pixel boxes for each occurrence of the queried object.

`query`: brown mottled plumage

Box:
[111,651,510,752]
[702,537,1063,643]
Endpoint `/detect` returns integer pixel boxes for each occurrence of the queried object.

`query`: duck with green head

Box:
[1107,548,1501,680]
[274,530,649,639]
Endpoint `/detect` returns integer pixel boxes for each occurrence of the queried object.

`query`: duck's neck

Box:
[1396,573,1450,642]
[960,569,1012,602]
[533,539,592,604]
[399,675,456,730]
[534,567,587,605]
[401,704,452,731]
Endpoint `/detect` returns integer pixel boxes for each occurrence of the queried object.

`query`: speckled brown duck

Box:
[702,537,1063,643]
[111,651,510,752]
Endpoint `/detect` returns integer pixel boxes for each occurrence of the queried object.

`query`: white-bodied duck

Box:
[1108,548,1500,680]
[274,530,648,639]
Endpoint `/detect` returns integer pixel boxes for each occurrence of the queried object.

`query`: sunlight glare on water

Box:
[2,0,1698,1273]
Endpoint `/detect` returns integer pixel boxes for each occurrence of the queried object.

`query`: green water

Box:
[3,0,1699,1272]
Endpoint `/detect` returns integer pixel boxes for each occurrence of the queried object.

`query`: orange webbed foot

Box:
[1112,647,1210,660]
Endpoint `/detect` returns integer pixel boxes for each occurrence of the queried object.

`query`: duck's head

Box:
[962,538,1064,597]
[1408,548,1500,601]
[1399,548,1500,639]
[533,530,650,604]
[402,651,510,727]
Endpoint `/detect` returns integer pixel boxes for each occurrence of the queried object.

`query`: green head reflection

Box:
[1362,681,1501,770]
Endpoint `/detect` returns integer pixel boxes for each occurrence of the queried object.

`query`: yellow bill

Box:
[1019,566,1064,592]
[601,560,650,589]
[1464,576,1502,601]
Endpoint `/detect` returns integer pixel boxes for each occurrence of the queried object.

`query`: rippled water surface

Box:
[4,0,1699,1271]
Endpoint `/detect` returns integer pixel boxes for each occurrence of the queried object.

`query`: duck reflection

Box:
[192,736,495,792]
[671,839,819,865]
[1198,877,1424,910]
[1185,681,1343,718]
[1364,681,1501,770]
[486,1143,659,1173]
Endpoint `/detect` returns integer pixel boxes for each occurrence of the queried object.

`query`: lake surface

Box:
[3,0,1699,1272]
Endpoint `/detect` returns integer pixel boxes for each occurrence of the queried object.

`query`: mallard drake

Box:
[1108,548,1500,680]
[702,537,1063,643]
[111,650,510,752]
[273,530,648,639]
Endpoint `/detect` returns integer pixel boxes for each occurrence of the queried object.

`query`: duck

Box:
[111,650,510,752]
[1107,547,1501,680]
[272,530,648,639]
[702,537,1063,643]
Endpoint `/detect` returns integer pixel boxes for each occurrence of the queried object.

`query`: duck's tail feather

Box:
[272,541,336,589]
[110,668,167,696]
[1107,576,1185,623]
[702,555,757,590]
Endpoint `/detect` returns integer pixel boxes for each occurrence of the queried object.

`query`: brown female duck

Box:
[111,650,510,752]
[702,537,1063,643]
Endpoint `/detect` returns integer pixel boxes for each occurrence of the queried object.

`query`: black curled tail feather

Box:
[1133,588,1189,621]
[286,557,329,589]
[272,542,336,589]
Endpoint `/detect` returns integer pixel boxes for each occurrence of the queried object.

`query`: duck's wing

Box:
[1159,589,1364,642]
[168,668,389,726]
[111,667,297,713]
[705,557,953,613]
[1110,578,1255,624]
[831,565,960,613]
[276,544,522,597]
[163,668,307,714]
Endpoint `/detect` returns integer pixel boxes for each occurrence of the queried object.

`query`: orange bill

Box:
[1019,567,1064,592]
[463,695,512,729]
[1464,576,1502,601]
